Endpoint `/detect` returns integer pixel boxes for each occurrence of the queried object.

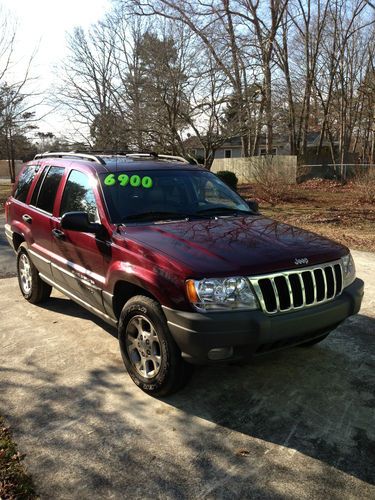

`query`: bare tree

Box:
[55,0,374,169]
[121,0,259,155]
[56,21,120,148]
[0,8,44,180]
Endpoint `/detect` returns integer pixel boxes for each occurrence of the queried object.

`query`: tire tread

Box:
[118,295,192,396]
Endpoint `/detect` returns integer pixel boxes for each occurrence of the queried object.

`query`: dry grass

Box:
[0,184,12,210]
[239,179,375,252]
[0,417,36,499]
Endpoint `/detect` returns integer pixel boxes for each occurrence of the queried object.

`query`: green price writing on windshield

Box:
[104,173,153,188]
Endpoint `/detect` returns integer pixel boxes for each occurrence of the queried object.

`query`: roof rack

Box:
[33,151,191,165]
[33,152,106,165]
[124,152,158,160]
[158,154,190,163]
[125,153,189,163]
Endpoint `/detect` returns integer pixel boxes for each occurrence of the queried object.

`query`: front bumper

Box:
[163,278,364,364]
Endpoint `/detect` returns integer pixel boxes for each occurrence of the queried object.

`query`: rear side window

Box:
[30,167,48,206]
[14,166,38,203]
[60,169,99,222]
[35,166,64,214]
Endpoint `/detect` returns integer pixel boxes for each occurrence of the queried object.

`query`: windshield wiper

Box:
[122,211,206,222]
[196,206,252,216]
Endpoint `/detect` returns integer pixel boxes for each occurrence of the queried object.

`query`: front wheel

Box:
[118,296,192,396]
[17,244,52,304]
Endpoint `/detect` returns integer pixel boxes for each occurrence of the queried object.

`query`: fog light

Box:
[208,347,233,360]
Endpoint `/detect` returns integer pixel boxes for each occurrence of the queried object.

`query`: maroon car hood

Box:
[119,215,347,276]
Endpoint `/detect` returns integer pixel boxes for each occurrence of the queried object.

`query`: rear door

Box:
[7,164,40,249]
[51,168,108,311]
[24,165,65,277]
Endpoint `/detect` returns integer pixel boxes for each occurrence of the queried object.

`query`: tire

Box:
[17,244,52,304]
[118,295,192,397]
[298,332,330,347]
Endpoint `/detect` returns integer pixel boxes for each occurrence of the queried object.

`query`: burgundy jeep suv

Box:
[5,152,364,396]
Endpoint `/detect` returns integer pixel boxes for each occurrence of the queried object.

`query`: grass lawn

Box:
[239,179,375,253]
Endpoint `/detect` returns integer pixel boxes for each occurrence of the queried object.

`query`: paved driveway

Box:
[0,214,16,277]
[0,247,374,499]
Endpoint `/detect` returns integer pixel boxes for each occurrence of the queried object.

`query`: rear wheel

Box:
[17,244,52,304]
[118,296,192,396]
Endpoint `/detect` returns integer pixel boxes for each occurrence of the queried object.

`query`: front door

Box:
[51,169,108,312]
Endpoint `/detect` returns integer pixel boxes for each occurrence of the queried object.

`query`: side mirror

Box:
[61,211,107,238]
[246,200,259,213]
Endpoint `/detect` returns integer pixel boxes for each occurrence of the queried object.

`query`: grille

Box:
[249,260,343,314]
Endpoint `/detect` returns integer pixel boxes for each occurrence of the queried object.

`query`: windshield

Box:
[100,169,252,223]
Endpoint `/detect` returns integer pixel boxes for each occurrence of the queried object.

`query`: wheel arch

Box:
[13,232,25,251]
[112,280,159,320]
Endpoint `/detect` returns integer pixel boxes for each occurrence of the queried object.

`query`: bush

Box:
[252,156,295,205]
[216,170,238,190]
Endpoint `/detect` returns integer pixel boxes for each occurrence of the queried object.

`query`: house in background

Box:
[184,132,332,161]
[184,134,291,160]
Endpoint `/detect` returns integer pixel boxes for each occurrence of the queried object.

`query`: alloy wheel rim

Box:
[19,253,32,294]
[125,315,162,379]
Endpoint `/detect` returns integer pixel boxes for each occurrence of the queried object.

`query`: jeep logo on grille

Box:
[294,257,309,266]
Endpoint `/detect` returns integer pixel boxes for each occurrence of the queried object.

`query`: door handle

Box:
[22,214,32,224]
[52,228,65,240]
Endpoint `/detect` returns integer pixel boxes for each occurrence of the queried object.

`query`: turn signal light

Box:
[186,279,199,303]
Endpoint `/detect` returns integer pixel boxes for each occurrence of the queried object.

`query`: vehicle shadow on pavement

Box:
[165,313,375,487]
[38,296,118,339]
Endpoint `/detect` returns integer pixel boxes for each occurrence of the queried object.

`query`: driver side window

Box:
[203,179,220,204]
[60,170,99,222]
[194,177,236,208]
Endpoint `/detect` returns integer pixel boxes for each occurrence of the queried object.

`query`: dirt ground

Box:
[239,179,375,253]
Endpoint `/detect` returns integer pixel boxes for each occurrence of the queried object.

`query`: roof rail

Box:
[33,151,191,165]
[33,151,106,165]
[158,154,189,163]
[125,152,159,160]
[125,152,189,164]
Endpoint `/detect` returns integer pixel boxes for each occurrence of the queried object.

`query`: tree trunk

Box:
[264,62,273,154]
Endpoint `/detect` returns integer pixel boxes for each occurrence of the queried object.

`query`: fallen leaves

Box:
[0,416,36,499]
[236,449,250,457]
[238,181,375,252]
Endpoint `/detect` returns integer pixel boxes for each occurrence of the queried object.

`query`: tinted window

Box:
[30,167,48,206]
[60,170,98,222]
[36,166,64,213]
[14,166,38,203]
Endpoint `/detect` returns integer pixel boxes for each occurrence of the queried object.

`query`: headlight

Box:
[186,277,259,311]
[341,253,356,288]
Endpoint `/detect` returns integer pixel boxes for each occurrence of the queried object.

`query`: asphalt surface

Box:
[0,214,16,277]
[0,224,374,498]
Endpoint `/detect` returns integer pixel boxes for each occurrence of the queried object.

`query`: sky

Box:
[0,0,111,139]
